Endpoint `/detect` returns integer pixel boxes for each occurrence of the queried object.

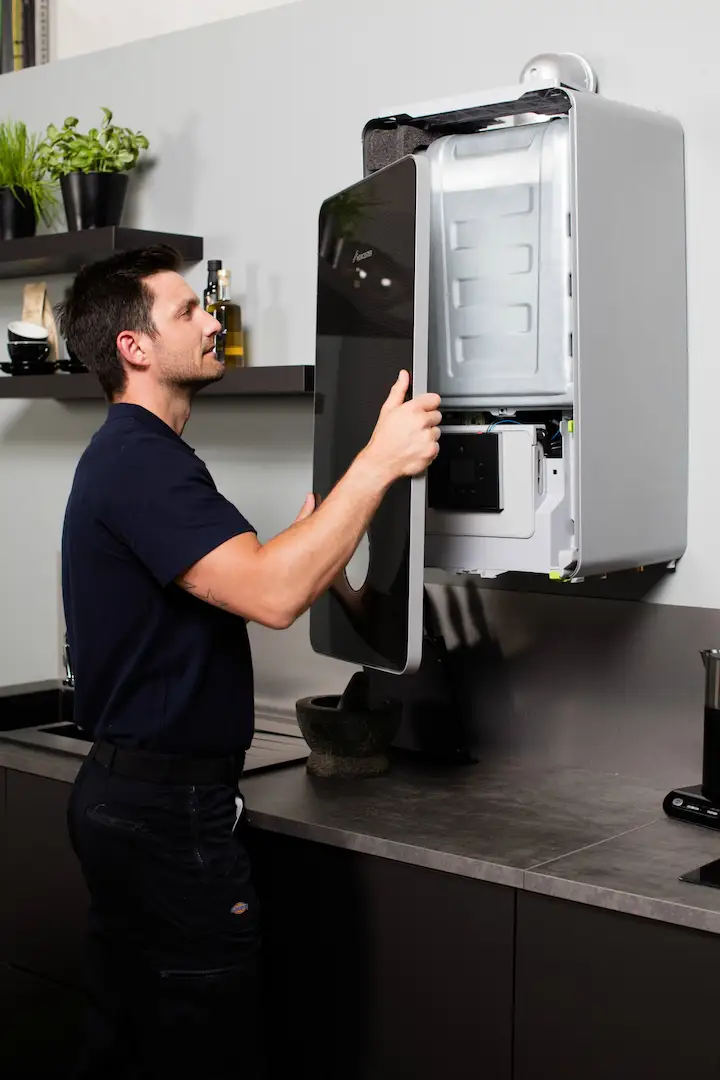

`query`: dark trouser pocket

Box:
[138,962,263,1079]
[85,803,156,837]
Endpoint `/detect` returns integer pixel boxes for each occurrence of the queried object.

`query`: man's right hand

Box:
[361,370,442,485]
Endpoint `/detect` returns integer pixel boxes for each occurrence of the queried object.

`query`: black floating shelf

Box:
[0,227,204,280]
[0,365,315,400]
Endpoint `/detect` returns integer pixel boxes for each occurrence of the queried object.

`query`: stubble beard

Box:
[158,348,225,394]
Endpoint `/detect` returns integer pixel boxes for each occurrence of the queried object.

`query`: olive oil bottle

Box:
[208,268,244,367]
[203,259,222,311]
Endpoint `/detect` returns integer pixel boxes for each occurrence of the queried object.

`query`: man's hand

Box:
[360,369,441,486]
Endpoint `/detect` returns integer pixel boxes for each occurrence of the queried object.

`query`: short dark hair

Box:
[56,244,182,401]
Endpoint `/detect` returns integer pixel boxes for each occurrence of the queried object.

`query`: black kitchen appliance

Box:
[664,649,720,830]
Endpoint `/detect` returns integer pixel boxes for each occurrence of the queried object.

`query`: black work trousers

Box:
[66,754,262,1080]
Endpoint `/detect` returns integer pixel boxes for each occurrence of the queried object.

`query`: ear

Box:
[116,330,150,372]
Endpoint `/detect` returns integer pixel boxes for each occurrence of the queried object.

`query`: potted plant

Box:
[38,107,149,231]
[0,120,58,240]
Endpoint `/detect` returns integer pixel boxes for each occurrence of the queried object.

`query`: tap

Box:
[62,633,75,690]
[59,632,75,726]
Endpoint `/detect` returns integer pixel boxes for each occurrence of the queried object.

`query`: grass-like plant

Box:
[0,119,58,225]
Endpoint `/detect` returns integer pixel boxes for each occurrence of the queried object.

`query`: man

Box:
[59,244,441,1079]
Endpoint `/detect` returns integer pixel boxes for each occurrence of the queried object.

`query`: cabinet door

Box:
[0,768,6,962]
[248,828,513,1080]
[5,770,88,988]
[0,962,83,1078]
[515,891,720,1079]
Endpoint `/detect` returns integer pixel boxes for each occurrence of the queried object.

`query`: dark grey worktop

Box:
[3,737,720,936]
[243,757,664,888]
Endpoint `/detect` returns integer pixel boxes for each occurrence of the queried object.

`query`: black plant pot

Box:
[61,171,129,231]
[0,187,36,240]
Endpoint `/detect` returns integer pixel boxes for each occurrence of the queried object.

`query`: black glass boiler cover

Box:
[310,155,430,674]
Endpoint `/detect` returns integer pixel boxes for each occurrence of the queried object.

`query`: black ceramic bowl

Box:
[8,320,49,344]
[7,340,51,365]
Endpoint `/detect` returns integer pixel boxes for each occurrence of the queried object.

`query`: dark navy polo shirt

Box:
[61,403,256,755]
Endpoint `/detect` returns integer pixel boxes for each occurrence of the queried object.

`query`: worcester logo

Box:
[352,249,373,263]
[231,902,249,915]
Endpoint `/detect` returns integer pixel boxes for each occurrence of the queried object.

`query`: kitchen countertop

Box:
[3,737,720,937]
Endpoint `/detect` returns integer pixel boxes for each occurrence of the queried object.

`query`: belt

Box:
[89,739,246,786]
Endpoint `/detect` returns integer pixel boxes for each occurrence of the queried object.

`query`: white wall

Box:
[53,0,299,60]
[0,0,716,704]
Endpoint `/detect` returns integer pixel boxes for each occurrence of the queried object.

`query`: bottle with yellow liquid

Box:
[208,268,244,367]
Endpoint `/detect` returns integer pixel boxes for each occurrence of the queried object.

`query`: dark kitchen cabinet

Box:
[514,890,720,1080]
[0,961,83,1078]
[5,769,88,988]
[0,767,7,961]
[248,829,514,1080]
